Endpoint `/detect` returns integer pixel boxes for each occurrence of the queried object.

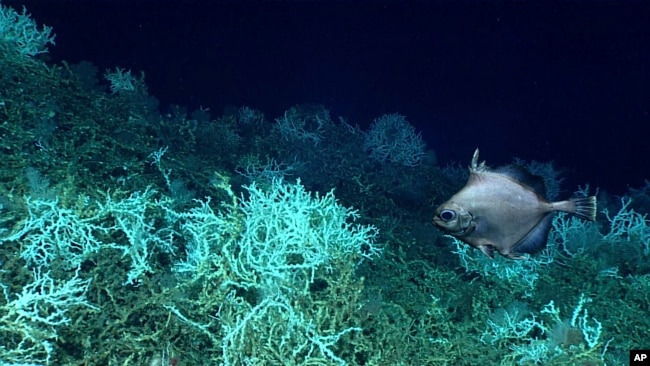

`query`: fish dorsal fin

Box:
[493,164,547,198]
[511,213,553,256]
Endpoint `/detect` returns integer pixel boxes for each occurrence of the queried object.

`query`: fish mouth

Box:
[455,224,473,236]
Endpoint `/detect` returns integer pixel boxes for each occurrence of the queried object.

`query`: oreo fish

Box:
[433,149,596,259]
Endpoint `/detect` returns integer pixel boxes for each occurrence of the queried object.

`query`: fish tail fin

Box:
[570,196,597,221]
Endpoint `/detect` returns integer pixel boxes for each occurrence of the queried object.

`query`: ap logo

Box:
[631,350,650,365]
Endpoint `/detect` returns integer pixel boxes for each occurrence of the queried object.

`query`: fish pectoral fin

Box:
[512,214,553,255]
[503,252,528,260]
[478,245,495,259]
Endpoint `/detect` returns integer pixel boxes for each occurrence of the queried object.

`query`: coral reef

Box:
[0,4,647,365]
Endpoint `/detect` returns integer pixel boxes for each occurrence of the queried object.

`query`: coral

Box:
[274,105,331,145]
[166,178,381,365]
[2,189,175,285]
[363,113,426,167]
[0,3,55,56]
[602,197,649,254]
[481,294,605,365]
[0,269,96,365]
[2,197,105,270]
[1,165,381,364]
[449,234,555,297]
[230,178,380,289]
[104,67,136,93]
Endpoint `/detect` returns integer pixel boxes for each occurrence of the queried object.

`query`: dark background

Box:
[12,1,650,196]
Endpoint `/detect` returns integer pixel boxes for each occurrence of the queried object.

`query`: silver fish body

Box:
[432,149,596,259]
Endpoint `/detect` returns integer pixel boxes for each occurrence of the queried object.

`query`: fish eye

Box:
[439,209,456,222]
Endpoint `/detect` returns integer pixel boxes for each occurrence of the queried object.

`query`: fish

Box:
[432,149,597,260]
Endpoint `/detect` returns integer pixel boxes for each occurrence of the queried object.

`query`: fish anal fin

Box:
[511,213,553,256]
